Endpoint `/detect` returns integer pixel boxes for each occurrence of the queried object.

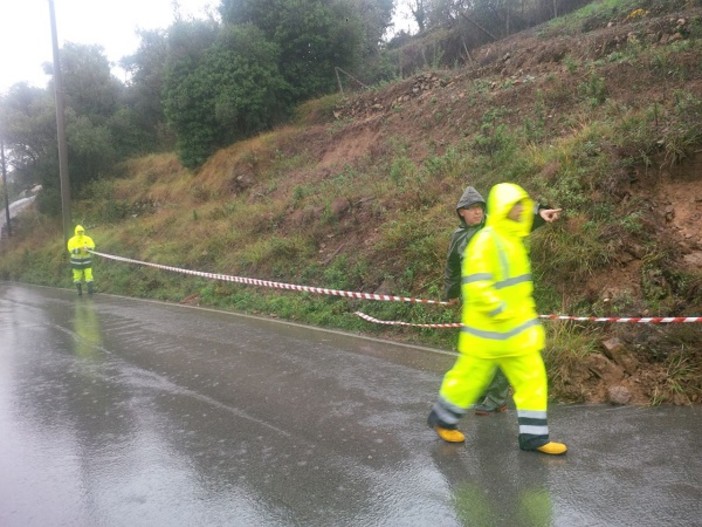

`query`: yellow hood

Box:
[484,183,533,238]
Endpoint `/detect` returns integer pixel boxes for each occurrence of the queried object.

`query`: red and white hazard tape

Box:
[540,314,702,324]
[90,250,448,305]
[90,250,701,326]
[354,311,462,328]
[354,311,702,328]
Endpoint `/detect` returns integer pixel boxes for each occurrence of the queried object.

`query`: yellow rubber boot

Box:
[428,409,466,443]
[434,426,465,443]
[535,442,568,455]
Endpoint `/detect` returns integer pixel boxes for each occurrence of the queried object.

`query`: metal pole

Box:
[1,141,11,238]
[48,0,71,244]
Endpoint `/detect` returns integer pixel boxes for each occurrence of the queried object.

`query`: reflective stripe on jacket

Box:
[457,183,544,357]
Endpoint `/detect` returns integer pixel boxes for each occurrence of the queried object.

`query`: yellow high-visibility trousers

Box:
[440,351,547,412]
[72,267,94,283]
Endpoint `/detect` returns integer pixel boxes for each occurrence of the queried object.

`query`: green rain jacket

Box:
[443,186,486,300]
[457,183,545,357]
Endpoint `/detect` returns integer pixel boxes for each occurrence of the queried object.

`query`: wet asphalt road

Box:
[1,283,701,527]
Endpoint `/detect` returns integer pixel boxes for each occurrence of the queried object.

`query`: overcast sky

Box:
[0,0,216,94]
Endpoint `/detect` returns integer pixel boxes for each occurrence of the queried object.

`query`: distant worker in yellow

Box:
[67,225,96,296]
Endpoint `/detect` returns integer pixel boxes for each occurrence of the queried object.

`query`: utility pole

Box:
[1,141,11,238]
[48,0,71,243]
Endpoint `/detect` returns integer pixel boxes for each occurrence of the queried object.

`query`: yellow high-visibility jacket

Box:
[67,225,95,269]
[458,183,544,357]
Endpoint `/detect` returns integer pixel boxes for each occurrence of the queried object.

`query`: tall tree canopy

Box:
[162,22,288,168]
[0,44,123,213]
[0,83,66,215]
[350,0,396,52]
[219,0,365,101]
[1,1,400,182]
[52,43,124,123]
[0,84,56,187]
[120,29,174,152]
[49,44,120,193]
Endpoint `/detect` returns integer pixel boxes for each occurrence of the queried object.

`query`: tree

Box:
[219,0,365,102]
[120,29,174,152]
[278,0,364,99]
[0,44,126,214]
[47,42,123,123]
[162,22,288,168]
[348,0,395,53]
[408,0,429,32]
[0,84,58,198]
[64,109,118,193]
[424,0,468,27]
[45,43,123,194]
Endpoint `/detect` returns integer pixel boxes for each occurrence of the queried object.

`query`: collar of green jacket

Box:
[485,183,534,237]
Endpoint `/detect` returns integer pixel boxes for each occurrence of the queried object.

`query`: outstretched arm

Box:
[531,204,562,231]
[539,208,562,223]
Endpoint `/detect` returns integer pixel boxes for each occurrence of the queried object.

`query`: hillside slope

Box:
[330,4,702,301]
[2,1,701,405]
[265,3,702,405]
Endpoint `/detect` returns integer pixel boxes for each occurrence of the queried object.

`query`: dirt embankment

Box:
[325,8,702,406]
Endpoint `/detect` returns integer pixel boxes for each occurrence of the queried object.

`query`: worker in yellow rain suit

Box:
[427,182,567,455]
[67,225,96,296]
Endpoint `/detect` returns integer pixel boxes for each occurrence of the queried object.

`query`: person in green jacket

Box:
[67,225,96,296]
[429,182,567,455]
[444,185,560,415]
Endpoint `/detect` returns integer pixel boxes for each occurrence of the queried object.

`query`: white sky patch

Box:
[0,0,215,94]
